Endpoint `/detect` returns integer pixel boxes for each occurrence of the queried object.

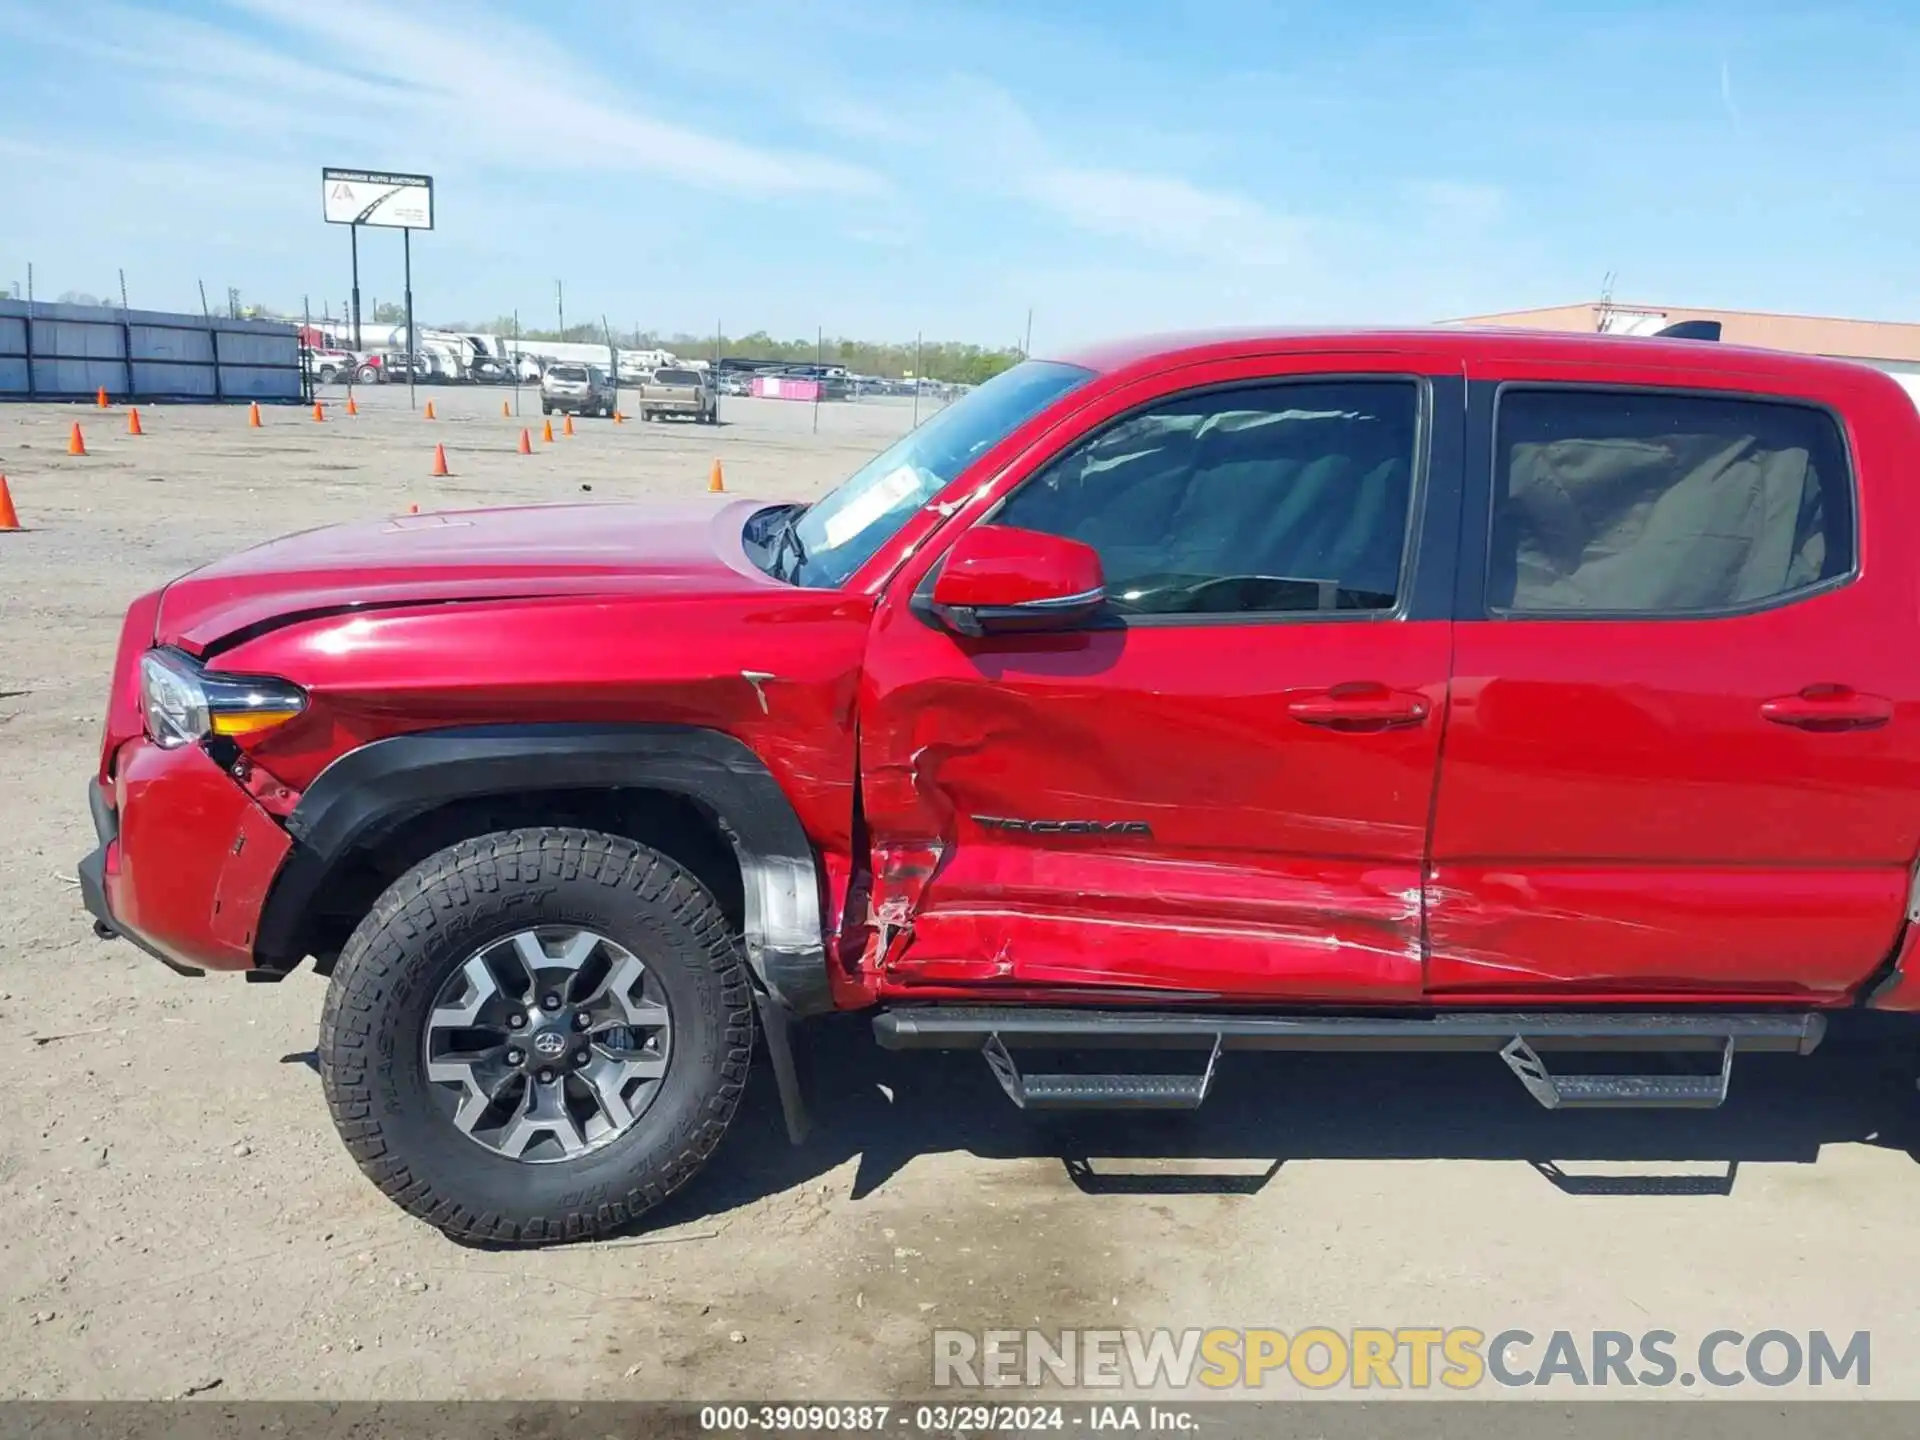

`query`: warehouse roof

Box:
[1444,301,1920,366]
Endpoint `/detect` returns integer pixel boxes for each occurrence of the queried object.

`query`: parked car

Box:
[540,362,617,417]
[306,348,359,385]
[79,325,1919,1247]
[638,365,717,423]
[353,351,427,385]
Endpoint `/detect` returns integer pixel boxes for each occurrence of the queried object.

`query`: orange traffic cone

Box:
[128,408,145,436]
[501,400,510,418]
[96,386,108,409]
[424,400,437,420]
[312,402,325,422]
[248,401,262,428]
[542,418,554,444]
[408,503,419,514]
[562,414,575,437]
[517,428,532,455]
[346,394,359,416]
[431,443,450,477]
[708,459,725,493]
[613,410,625,424]
[68,423,87,456]
[0,475,19,531]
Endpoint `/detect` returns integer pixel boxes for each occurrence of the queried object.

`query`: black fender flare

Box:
[254,723,832,1017]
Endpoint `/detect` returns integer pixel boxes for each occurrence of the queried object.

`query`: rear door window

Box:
[1489,389,1855,615]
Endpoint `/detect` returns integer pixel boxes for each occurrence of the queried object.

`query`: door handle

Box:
[1287,683,1430,730]
[1760,686,1893,732]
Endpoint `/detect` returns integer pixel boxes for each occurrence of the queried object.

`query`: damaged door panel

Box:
[861,626,1448,998]
[857,359,1464,1003]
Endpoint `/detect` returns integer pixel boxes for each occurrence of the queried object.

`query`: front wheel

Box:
[318,828,755,1246]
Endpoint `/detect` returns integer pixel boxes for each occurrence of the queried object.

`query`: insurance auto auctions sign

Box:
[322,168,434,230]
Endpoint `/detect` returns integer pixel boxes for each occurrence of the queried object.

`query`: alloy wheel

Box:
[422,927,672,1163]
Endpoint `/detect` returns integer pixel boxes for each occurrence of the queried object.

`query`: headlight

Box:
[139,649,306,749]
[139,651,209,748]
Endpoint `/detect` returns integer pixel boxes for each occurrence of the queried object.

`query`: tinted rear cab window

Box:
[1489,389,1855,615]
[548,365,587,382]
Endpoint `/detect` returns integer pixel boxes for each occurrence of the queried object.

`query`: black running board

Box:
[875,1007,1825,1053]
[983,1033,1223,1112]
[1498,1036,1734,1110]
[874,1007,1826,1114]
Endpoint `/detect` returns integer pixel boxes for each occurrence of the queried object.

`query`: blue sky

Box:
[3,0,1919,347]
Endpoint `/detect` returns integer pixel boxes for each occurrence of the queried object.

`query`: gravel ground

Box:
[4,384,1920,1402]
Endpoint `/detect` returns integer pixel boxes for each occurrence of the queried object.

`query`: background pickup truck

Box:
[637,366,717,423]
[80,324,1920,1246]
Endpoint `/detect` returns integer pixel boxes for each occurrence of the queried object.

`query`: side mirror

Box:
[930,525,1106,637]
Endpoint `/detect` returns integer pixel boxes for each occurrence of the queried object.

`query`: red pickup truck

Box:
[80,326,1920,1245]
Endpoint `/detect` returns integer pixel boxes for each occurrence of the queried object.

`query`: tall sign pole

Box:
[350,224,362,350]
[404,226,415,413]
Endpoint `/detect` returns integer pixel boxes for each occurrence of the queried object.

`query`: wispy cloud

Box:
[914,75,1313,270]
[12,0,886,198]
[1720,58,1741,124]
[1025,167,1307,266]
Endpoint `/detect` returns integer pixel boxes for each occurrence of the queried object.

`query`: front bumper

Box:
[79,740,294,975]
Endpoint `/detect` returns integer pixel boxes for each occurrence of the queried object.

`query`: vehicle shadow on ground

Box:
[654,1014,1920,1227]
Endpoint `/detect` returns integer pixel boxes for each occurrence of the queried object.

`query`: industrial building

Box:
[1447,301,1920,405]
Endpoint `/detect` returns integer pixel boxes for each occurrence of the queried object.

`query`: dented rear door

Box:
[858,351,1465,1002]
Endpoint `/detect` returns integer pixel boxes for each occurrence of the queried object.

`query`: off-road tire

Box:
[318,827,754,1246]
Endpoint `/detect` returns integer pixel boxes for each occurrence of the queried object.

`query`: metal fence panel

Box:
[35,318,126,359]
[132,324,214,364]
[216,366,298,398]
[34,358,124,394]
[216,328,296,366]
[131,361,216,397]
[0,298,301,402]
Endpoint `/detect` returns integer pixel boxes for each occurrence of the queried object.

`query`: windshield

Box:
[776,359,1093,587]
[655,368,701,385]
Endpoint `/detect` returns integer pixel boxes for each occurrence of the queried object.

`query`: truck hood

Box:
[156,497,779,654]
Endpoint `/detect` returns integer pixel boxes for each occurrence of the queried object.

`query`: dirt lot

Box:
[5,384,1920,1402]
